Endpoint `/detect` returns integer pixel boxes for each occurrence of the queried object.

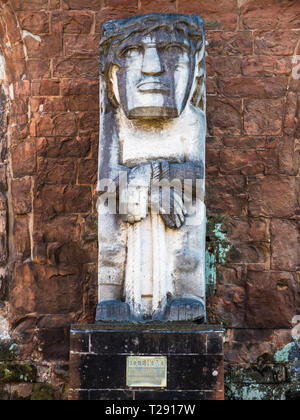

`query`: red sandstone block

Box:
[296,104,300,138]
[206,148,220,176]
[244,99,283,136]
[31,97,67,113]
[219,149,278,176]
[10,120,29,141]
[24,34,63,59]
[240,0,300,30]
[13,217,31,261]
[222,136,266,149]
[37,158,77,185]
[61,78,99,96]
[254,30,299,56]
[227,217,270,243]
[78,111,99,133]
[11,262,83,314]
[246,271,299,328]
[78,159,98,184]
[31,113,77,138]
[206,175,247,216]
[217,76,287,99]
[32,80,60,96]
[11,0,49,11]
[17,11,49,34]
[64,34,100,57]
[207,97,242,137]
[248,175,296,217]
[10,98,28,119]
[11,178,32,215]
[214,284,246,327]
[4,57,26,83]
[49,0,60,9]
[242,56,291,77]
[228,242,270,271]
[36,136,91,158]
[178,0,238,30]
[26,59,51,79]
[206,78,217,95]
[271,219,299,271]
[207,31,253,56]
[11,140,37,178]
[33,214,80,243]
[226,329,292,365]
[106,0,138,7]
[53,113,78,136]
[62,0,103,9]
[34,184,92,215]
[217,265,243,287]
[279,136,299,176]
[14,80,31,98]
[140,0,177,13]
[6,42,25,60]
[208,56,242,77]
[33,114,55,137]
[65,95,99,112]
[51,11,94,34]
[53,58,99,78]
[2,4,22,44]
[95,7,139,32]
[284,92,298,136]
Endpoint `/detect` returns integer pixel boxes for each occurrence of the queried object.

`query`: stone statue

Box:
[96,13,206,322]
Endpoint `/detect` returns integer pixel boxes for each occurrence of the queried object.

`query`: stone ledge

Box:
[69,324,225,400]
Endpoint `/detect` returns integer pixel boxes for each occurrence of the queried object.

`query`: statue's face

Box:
[111,29,194,119]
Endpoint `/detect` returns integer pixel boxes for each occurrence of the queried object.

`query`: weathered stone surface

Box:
[271,219,299,271]
[16,11,49,33]
[13,217,31,261]
[244,99,284,136]
[246,271,300,328]
[52,11,94,34]
[11,140,36,177]
[206,31,253,56]
[11,179,32,215]
[248,176,296,217]
[178,0,237,30]
[240,0,300,30]
[207,98,242,136]
[34,185,91,216]
[11,262,83,315]
[206,176,247,216]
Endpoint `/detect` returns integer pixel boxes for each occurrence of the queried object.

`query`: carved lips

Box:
[136,80,170,94]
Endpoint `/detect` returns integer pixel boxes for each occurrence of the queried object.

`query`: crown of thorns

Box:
[99,13,205,75]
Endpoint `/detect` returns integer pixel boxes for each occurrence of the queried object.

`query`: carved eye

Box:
[121,46,143,59]
[163,45,184,56]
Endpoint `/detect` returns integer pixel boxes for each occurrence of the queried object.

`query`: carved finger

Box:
[161,214,176,229]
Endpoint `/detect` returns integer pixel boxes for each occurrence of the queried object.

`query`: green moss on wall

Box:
[206,215,231,295]
[0,363,36,384]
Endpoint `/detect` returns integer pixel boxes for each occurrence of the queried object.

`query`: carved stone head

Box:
[100,14,205,120]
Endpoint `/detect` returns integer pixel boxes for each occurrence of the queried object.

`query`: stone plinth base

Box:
[68,324,224,401]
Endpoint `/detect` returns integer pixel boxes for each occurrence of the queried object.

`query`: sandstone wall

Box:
[0,0,299,400]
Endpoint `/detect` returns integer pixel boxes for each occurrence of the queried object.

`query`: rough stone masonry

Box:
[0,0,299,400]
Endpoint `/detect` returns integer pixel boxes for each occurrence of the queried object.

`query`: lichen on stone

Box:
[206,215,231,295]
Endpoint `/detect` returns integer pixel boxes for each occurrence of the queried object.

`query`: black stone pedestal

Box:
[68,324,224,401]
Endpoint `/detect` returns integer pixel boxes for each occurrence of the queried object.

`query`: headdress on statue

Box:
[99,13,206,112]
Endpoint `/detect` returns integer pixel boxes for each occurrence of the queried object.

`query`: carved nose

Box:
[142,47,164,76]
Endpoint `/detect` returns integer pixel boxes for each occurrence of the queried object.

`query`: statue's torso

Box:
[118,106,206,167]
